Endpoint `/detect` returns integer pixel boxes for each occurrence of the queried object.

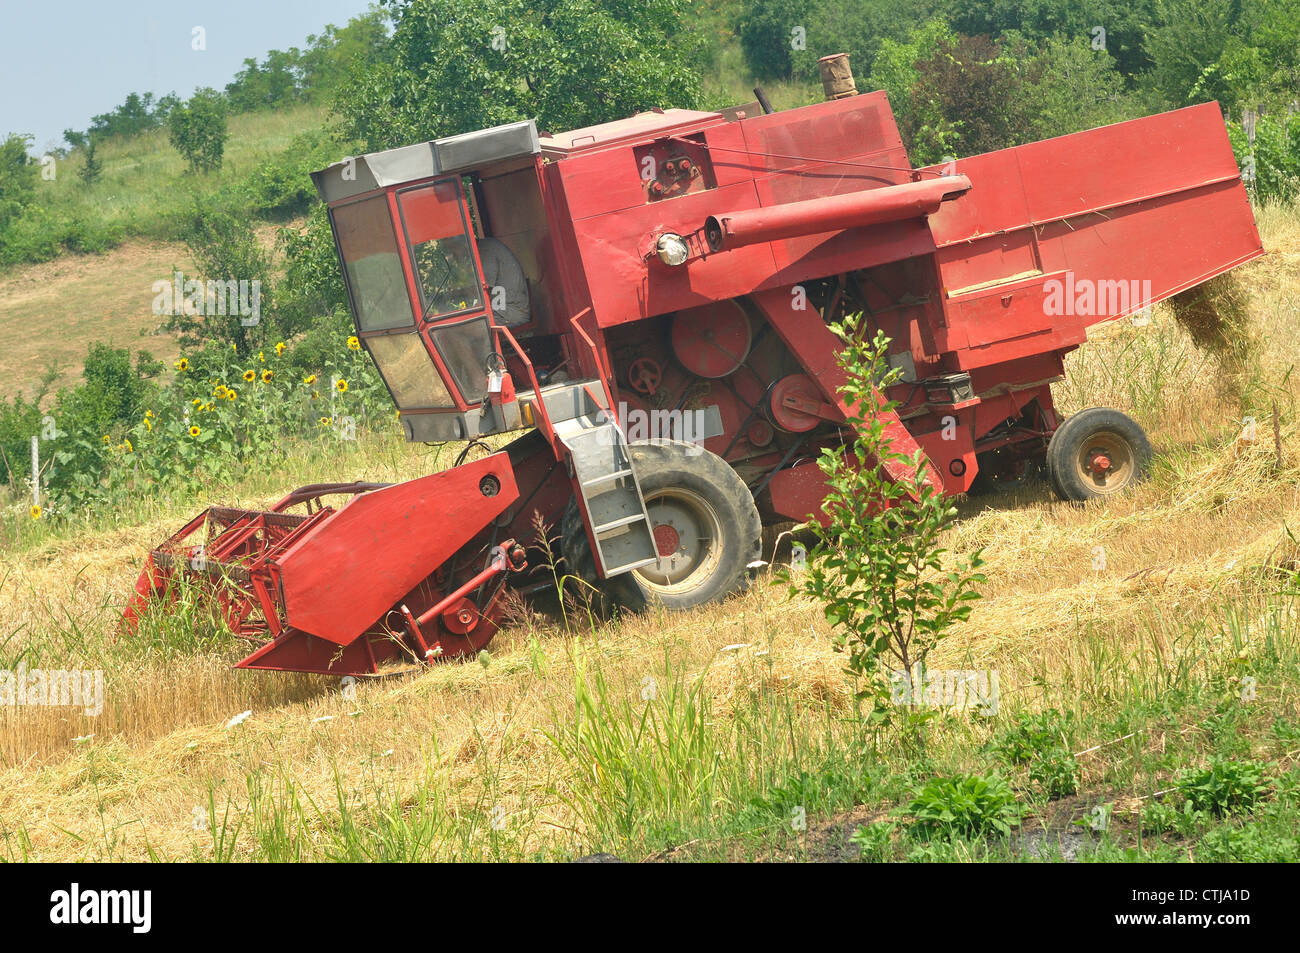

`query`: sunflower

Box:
[211,386,226,399]
[303,374,317,386]
[311,390,319,401]
[346,336,361,351]
[243,369,256,383]
[189,425,201,437]
[174,358,189,372]
[226,389,238,401]
[101,434,110,444]
[121,438,133,453]
[30,504,41,520]
[145,409,154,419]
[335,378,348,393]
[204,403,215,412]
[275,342,286,356]
[144,419,153,433]
[261,369,273,383]
[318,416,332,427]
[258,350,265,363]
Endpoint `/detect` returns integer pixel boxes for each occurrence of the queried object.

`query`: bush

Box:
[18,333,390,517]
[906,774,1022,840]
[167,88,229,174]
[0,203,124,267]
[1176,758,1271,816]
[992,709,1075,764]
[1228,113,1300,202]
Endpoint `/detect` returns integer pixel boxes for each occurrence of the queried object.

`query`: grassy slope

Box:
[37,105,326,243]
[0,204,1295,862]
[2,105,326,398]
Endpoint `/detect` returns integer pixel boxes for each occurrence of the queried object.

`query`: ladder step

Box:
[594,514,650,534]
[602,556,659,575]
[581,468,634,489]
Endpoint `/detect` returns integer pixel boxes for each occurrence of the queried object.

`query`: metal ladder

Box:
[541,381,659,578]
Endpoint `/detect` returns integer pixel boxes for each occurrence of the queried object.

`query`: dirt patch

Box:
[0,240,192,398]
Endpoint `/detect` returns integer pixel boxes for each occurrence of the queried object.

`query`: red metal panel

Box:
[925,103,1262,373]
[569,180,778,326]
[275,453,518,644]
[750,287,942,492]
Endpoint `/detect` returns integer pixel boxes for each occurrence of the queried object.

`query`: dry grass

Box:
[0,205,1297,861]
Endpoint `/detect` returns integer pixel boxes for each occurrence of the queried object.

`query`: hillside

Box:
[0,205,1295,862]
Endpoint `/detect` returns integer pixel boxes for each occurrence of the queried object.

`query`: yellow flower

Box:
[303,374,317,385]
[335,378,348,393]
[226,389,238,401]
[318,417,332,427]
[243,369,256,382]
[101,434,110,444]
[144,419,153,433]
[346,336,360,351]
[145,409,154,418]
[261,370,273,383]
[258,351,265,363]
[30,504,41,520]
[189,425,201,437]
[174,358,189,372]
[311,390,319,401]
[121,438,133,453]
[275,342,286,355]
[194,397,206,406]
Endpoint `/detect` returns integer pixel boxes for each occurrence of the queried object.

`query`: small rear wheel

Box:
[1047,407,1151,501]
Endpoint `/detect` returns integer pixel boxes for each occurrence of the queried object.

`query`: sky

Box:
[0,0,377,152]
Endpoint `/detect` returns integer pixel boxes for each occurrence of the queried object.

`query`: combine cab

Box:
[124,57,1264,676]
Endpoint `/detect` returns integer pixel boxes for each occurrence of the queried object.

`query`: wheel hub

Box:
[653,523,681,557]
[635,488,723,591]
[1075,432,1133,492]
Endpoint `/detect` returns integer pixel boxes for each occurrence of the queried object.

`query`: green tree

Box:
[298,9,392,101]
[1142,0,1242,108]
[799,0,946,83]
[167,88,229,173]
[1022,33,1136,140]
[79,135,103,185]
[792,316,985,725]
[0,133,37,236]
[866,19,956,162]
[338,0,704,151]
[946,0,1157,79]
[736,0,811,81]
[168,200,274,355]
[872,26,1037,164]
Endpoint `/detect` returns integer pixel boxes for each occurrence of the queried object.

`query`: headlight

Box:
[655,232,690,266]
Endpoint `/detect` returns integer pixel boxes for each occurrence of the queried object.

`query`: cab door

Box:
[394,178,499,409]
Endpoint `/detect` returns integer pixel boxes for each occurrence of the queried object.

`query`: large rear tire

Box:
[1047,407,1151,501]
[562,440,761,612]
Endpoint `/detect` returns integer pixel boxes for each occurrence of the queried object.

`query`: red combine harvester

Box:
[123,61,1264,677]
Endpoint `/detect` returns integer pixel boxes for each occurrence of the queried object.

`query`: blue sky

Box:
[0,0,377,152]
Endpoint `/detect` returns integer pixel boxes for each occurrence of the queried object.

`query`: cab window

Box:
[397,180,484,320]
